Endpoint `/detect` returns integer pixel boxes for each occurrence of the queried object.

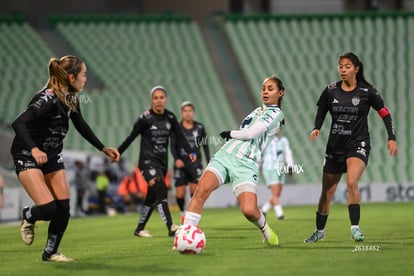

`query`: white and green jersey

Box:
[219,105,284,165]
[262,136,294,171]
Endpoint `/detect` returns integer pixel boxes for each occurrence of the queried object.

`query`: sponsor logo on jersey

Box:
[356,147,366,157]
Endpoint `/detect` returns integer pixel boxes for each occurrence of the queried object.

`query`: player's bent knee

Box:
[37,201,59,220]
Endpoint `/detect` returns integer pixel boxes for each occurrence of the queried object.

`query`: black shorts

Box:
[13,149,65,175]
[173,164,203,187]
[323,143,370,174]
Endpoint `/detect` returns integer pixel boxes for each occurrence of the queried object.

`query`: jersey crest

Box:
[352,96,360,106]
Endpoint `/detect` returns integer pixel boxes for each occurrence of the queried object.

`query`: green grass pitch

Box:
[0,202,413,276]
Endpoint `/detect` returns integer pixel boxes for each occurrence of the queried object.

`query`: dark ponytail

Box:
[265,75,285,125]
[46,55,83,112]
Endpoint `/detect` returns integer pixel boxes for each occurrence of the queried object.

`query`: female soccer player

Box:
[118,86,196,237]
[171,101,211,223]
[11,56,120,262]
[260,130,294,220]
[304,52,398,243]
[183,76,286,246]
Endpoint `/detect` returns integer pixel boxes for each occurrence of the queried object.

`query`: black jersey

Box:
[171,120,211,168]
[314,81,395,154]
[11,88,105,157]
[118,109,193,172]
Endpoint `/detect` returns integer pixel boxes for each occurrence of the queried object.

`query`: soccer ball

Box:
[173,224,206,254]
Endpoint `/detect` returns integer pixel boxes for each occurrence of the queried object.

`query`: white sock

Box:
[183,211,201,225]
[253,212,271,239]
[274,205,283,217]
[351,225,359,230]
[261,202,272,213]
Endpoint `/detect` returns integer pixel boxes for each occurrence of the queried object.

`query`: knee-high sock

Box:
[157,199,174,230]
[136,204,154,231]
[176,197,185,213]
[348,204,360,226]
[24,201,58,224]
[44,199,70,255]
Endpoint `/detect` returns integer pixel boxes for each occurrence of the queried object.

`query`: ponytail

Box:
[265,75,285,125]
[46,56,83,112]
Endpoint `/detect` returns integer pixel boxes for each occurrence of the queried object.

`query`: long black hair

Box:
[265,75,285,108]
[265,75,285,125]
[338,52,372,87]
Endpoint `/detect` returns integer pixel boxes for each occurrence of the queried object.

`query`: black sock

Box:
[25,201,58,224]
[176,197,185,212]
[157,199,174,230]
[45,199,70,255]
[136,205,154,232]
[316,212,328,230]
[43,233,63,256]
[348,204,360,225]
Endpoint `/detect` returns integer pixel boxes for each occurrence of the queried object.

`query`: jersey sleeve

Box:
[368,88,396,141]
[313,88,330,130]
[11,93,55,150]
[118,114,145,154]
[200,124,211,162]
[170,131,180,160]
[231,108,283,140]
[70,105,105,151]
[170,114,193,154]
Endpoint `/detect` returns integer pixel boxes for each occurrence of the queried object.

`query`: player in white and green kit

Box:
[183,76,286,246]
[261,130,294,219]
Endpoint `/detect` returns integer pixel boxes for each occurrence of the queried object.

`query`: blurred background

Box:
[1,0,413,219]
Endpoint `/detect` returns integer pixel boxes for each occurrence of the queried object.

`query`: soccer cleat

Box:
[42,252,74,262]
[168,224,179,237]
[304,230,326,243]
[134,229,153,238]
[20,207,35,245]
[351,228,364,242]
[260,223,279,246]
[277,215,285,220]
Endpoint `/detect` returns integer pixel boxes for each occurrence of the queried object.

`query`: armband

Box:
[377,107,390,118]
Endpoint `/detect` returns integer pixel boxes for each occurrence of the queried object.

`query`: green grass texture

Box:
[1,202,413,276]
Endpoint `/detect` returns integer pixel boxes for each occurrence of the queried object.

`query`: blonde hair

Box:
[46,55,84,112]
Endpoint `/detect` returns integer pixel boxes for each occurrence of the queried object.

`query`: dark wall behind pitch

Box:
[0,0,228,26]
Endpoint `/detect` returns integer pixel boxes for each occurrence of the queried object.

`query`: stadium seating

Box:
[1,13,412,185]
[224,12,414,183]
[0,22,53,124]
[0,16,238,165]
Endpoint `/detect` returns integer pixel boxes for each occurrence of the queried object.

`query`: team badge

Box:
[165,122,171,130]
[149,168,156,176]
[352,96,360,106]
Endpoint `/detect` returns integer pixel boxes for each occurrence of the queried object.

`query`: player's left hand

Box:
[220,131,231,141]
[103,147,121,162]
[189,153,197,163]
[387,140,398,156]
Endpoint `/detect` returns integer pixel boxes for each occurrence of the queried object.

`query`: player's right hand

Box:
[31,147,48,166]
[175,159,185,168]
[310,129,320,141]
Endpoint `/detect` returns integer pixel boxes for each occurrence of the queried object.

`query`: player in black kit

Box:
[118,86,196,237]
[171,101,211,223]
[304,52,398,243]
[11,56,120,262]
